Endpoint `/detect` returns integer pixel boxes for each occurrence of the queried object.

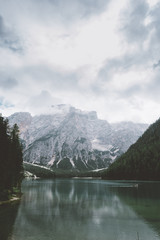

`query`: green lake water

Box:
[0,179,160,240]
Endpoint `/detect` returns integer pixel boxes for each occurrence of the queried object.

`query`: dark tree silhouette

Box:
[0,114,23,200]
[102,118,160,180]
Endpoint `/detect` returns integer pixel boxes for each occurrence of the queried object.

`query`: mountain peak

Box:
[8,106,148,172]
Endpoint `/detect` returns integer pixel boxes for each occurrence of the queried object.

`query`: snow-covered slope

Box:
[8,105,148,172]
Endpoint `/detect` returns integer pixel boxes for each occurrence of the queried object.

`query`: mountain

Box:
[8,105,148,173]
[102,118,160,180]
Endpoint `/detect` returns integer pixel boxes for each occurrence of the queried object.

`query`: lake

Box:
[0,179,160,240]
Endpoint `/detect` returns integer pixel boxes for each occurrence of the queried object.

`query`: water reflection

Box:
[111,182,160,236]
[6,180,160,240]
[0,202,20,240]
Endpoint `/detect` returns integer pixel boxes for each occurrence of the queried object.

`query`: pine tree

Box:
[0,115,23,200]
[0,115,10,191]
[10,124,23,189]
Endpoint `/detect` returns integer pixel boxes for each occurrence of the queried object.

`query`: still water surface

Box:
[0,179,160,240]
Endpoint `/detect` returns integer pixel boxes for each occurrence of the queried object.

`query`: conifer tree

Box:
[0,115,10,191]
[10,124,23,188]
[0,114,23,199]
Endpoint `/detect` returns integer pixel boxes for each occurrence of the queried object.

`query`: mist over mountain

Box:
[8,104,148,172]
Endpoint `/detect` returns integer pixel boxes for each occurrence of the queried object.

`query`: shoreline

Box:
[0,195,21,206]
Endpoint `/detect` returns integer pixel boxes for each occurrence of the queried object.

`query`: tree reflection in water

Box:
[0,202,20,240]
[4,179,160,240]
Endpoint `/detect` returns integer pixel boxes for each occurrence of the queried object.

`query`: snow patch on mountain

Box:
[47,156,56,166]
[9,105,148,172]
[92,139,113,151]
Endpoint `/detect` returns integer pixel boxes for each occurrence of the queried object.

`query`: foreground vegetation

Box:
[102,118,160,180]
[0,114,23,201]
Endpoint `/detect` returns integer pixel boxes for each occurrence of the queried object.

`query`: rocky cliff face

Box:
[8,105,148,172]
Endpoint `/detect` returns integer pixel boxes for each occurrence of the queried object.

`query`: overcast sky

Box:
[0,0,160,123]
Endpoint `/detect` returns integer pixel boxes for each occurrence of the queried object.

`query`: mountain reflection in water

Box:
[2,179,160,240]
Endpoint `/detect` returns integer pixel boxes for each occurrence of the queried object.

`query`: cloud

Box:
[27,90,62,115]
[121,0,149,44]
[47,0,111,21]
[0,0,111,31]
[95,0,160,106]
[150,2,160,28]
[0,96,4,106]
[0,96,14,113]
[143,70,160,101]
[0,75,18,90]
[153,60,160,69]
[19,65,80,91]
[0,15,22,52]
[97,53,149,94]
[120,0,160,58]
[1,0,160,124]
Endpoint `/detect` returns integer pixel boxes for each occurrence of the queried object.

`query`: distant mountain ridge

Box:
[102,117,160,180]
[8,104,148,172]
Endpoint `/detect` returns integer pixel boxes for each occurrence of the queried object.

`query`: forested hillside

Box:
[102,118,160,180]
[0,114,23,200]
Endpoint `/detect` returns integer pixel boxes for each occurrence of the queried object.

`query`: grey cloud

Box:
[119,85,142,99]
[29,90,57,106]
[94,52,151,101]
[97,52,160,103]
[153,60,160,69]
[143,71,160,101]
[99,52,149,82]
[30,0,111,22]
[0,0,111,28]
[121,0,160,59]
[0,96,4,106]
[149,3,160,47]
[90,83,106,96]
[55,0,111,19]
[98,0,160,82]
[90,55,143,96]
[28,90,62,114]
[99,56,135,80]
[0,16,5,35]
[121,70,160,102]
[0,76,18,90]
[122,0,149,43]
[0,96,14,109]
[0,15,22,52]
[19,65,83,92]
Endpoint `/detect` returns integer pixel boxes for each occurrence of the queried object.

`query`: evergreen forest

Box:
[102,118,160,180]
[0,114,23,201]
